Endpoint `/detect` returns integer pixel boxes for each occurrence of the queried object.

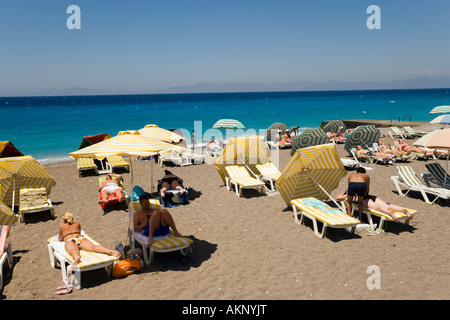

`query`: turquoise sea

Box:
[1,88,449,164]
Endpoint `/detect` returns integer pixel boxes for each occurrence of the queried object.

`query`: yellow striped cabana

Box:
[214,136,272,185]
[0,155,56,208]
[276,143,347,207]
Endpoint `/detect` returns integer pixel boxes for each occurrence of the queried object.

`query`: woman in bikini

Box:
[398,139,435,156]
[58,212,121,268]
[157,170,185,197]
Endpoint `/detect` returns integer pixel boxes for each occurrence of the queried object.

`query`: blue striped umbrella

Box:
[429,105,450,114]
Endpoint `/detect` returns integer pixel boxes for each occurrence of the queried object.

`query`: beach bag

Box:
[132,185,147,201]
[112,258,141,278]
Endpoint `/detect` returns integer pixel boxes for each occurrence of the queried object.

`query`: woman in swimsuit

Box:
[58,212,121,268]
[398,139,435,156]
[158,170,185,198]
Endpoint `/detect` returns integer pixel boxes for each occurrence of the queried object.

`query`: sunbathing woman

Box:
[336,192,414,222]
[58,212,121,268]
[397,139,435,156]
[158,169,185,197]
[376,140,404,156]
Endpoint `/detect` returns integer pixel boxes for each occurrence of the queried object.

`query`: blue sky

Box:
[0,0,449,95]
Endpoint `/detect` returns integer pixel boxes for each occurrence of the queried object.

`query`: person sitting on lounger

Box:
[376,140,404,156]
[158,170,185,198]
[346,167,370,217]
[397,139,435,156]
[206,138,223,151]
[133,194,183,246]
[283,129,294,143]
[335,192,414,222]
[58,212,121,268]
[274,130,288,146]
[98,173,126,205]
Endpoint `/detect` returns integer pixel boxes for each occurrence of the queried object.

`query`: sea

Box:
[1,88,449,164]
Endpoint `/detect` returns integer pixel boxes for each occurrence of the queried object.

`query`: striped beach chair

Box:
[47,232,119,289]
[128,200,193,266]
[291,197,360,238]
[255,163,281,192]
[225,165,265,197]
[76,157,98,177]
[19,187,54,222]
[106,155,130,172]
[344,200,416,230]
[422,162,450,189]
[391,166,450,204]
[0,225,13,290]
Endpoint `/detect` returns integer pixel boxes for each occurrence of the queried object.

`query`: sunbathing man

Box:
[158,169,185,197]
[133,194,183,246]
[336,192,414,222]
[58,212,121,268]
[274,130,287,145]
[283,129,294,143]
[356,145,393,160]
[98,173,126,204]
[397,139,435,156]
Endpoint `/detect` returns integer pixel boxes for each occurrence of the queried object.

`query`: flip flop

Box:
[54,287,72,295]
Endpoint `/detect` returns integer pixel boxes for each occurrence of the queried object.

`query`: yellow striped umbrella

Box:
[214,136,270,185]
[275,143,346,206]
[138,124,185,144]
[0,155,56,207]
[0,199,19,227]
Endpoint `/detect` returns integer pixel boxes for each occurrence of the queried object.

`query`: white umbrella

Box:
[429,105,450,114]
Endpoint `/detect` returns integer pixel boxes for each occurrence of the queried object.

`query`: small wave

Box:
[37,155,73,165]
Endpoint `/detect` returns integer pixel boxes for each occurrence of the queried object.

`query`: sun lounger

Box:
[344,200,416,230]
[391,166,450,204]
[106,155,130,172]
[47,231,119,289]
[402,126,428,137]
[422,163,450,189]
[128,200,193,266]
[389,127,411,139]
[98,177,130,213]
[0,225,12,290]
[394,141,429,160]
[76,157,98,177]
[255,163,281,191]
[19,187,55,222]
[224,165,265,197]
[291,197,360,238]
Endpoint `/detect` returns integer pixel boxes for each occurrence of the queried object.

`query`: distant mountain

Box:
[155,77,450,94]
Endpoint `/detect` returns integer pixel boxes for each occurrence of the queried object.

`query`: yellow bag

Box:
[112,258,141,278]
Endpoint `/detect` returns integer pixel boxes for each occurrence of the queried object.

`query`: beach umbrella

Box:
[212,119,245,129]
[138,124,185,144]
[429,105,450,114]
[0,155,56,208]
[322,120,346,134]
[214,136,270,185]
[290,129,329,156]
[266,122,288,142]
[0,141,24,158]
[426,128,450,188]
[343,124,380,155]
[276,143,347,207]
[0,199,19,227]
[430,114,450,125]
[413,130,442,147]
[78,133,111,150]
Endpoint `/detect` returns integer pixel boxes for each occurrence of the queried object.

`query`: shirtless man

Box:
[98,173,125,204]
[346,167,370,217]
[133,195,183,246]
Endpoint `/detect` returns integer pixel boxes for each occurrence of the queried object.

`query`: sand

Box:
[1,124,449,301]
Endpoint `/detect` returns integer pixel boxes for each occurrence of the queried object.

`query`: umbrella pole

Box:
[445,153,449,188]
[305,170,343,210]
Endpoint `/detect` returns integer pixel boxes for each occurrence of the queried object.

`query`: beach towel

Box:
[158,184,189,207]
[299,198,341,215]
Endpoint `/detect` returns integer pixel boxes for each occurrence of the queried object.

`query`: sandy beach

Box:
[1,123,449,301]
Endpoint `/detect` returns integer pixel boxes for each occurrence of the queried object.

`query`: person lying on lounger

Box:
[158,170,185,198]
[397,139,435,156]
[98,173,126,204]
[58,212,121,268]
[356,145,394,160]
[283,129,294,143]
[335,192,414,222]
[134,194,184,246]
[376,140,405,156]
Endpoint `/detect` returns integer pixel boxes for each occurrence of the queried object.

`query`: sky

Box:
[0,0,449,96]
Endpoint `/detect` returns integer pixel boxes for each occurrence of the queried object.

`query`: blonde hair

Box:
[62,212,75,224]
